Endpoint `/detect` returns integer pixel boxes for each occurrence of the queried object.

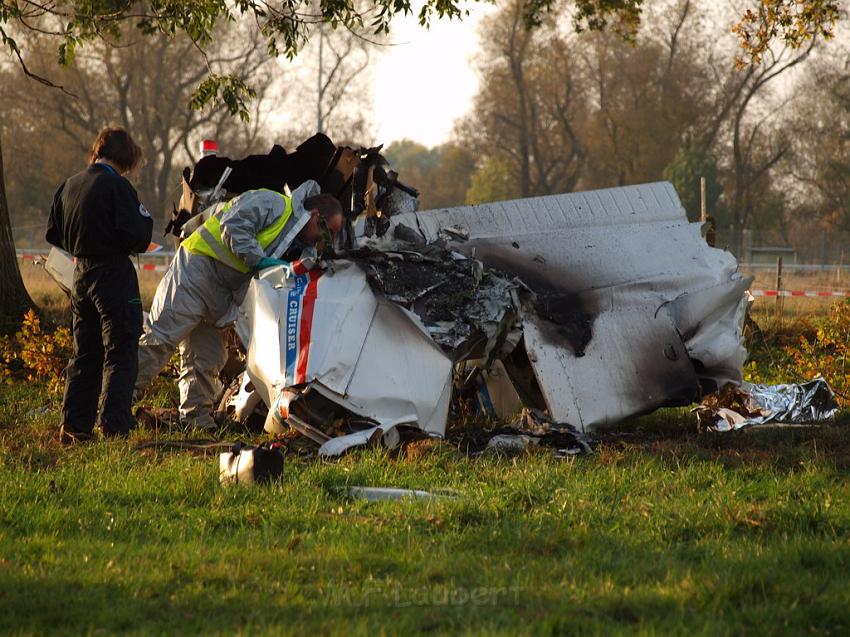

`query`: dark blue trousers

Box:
[61,256,143,436]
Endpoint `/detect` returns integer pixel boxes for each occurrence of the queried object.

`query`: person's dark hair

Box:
[304,193,343,219]
[89,127,143,173]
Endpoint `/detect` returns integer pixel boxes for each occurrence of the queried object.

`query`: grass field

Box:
[2,264,850,635]
[18,260,163,315]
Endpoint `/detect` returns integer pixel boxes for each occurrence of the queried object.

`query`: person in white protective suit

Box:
[134,179,344,428]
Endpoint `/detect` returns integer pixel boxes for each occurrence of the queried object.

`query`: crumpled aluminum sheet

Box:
[697,379,839,432]
[373,181,753,431]
[237,262,454,438]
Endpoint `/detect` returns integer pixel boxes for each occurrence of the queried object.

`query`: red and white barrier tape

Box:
[17,253,850,294]
[136,263,169,272]
[750,290,850,298]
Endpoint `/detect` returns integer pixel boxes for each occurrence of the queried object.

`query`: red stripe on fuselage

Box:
[295,271,321,383]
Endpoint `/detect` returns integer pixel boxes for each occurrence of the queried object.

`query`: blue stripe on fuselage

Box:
[284,274,308,384]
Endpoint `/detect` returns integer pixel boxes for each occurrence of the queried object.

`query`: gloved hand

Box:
[254,257,289,271]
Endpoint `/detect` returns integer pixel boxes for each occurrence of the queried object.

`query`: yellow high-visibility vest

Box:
[182,190,292,273]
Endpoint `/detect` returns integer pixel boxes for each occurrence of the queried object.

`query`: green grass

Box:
[2,381,850,635]
[6,277,850,634]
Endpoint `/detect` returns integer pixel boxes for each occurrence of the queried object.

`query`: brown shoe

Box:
[59,425,94,445]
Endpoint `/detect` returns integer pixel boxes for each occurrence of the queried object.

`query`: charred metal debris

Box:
[695,379,839,432]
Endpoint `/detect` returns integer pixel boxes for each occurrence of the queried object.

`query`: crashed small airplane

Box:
[46,134,757,453]
[235,180,753,455]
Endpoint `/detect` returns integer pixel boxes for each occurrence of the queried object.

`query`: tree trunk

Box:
[0,133,36,333]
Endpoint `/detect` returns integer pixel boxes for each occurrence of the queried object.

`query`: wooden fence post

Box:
[775,256,783,327]
[699,176,715,247]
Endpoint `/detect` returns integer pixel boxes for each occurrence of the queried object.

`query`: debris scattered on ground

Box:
[450,409,592,458]
[695,379,839,432]
[484,434,539,455]
[346,486,457,501]
[317,425,400,457]
[134,439,235,457]
[219,442,284,486]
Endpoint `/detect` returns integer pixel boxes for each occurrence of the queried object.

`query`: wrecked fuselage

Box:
[234,245,527,454]
[234,180,751,446]
[235,260,457,454]
[371,181,751,432]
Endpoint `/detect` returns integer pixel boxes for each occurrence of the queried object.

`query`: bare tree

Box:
[0,136,34,330]
[317,25,375,138]
[786,46,850,233]
[464,0,712,197]
[274,23,379,144]
[2,27,275,230]
[700,27,818,254]
[463,0,587,198]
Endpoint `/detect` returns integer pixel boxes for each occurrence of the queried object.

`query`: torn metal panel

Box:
[226,372,264,423]
[328,299,453,431]
[521,298,699,428]
[666,274,752,386]
[485,434,539,455]
[482,433,585,458]
[236,262,453,439]
[285,413,332,445]
[696,379,839,431]
[317,425,401,457]
[380,181,751,432]
[461,359,523,420]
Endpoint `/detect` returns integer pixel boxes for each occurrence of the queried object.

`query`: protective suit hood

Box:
[268,179,320,260]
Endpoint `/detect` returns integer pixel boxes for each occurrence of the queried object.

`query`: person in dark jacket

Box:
[46,127,152,443]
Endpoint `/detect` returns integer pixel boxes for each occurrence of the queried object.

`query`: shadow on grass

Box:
[3,527,850,635]
[442,405,850,475]
[593,408,850,474]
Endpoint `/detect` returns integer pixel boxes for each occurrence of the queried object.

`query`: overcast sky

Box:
[269,1,832,150]
[265,5,492,149]
[371,6,494,147]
